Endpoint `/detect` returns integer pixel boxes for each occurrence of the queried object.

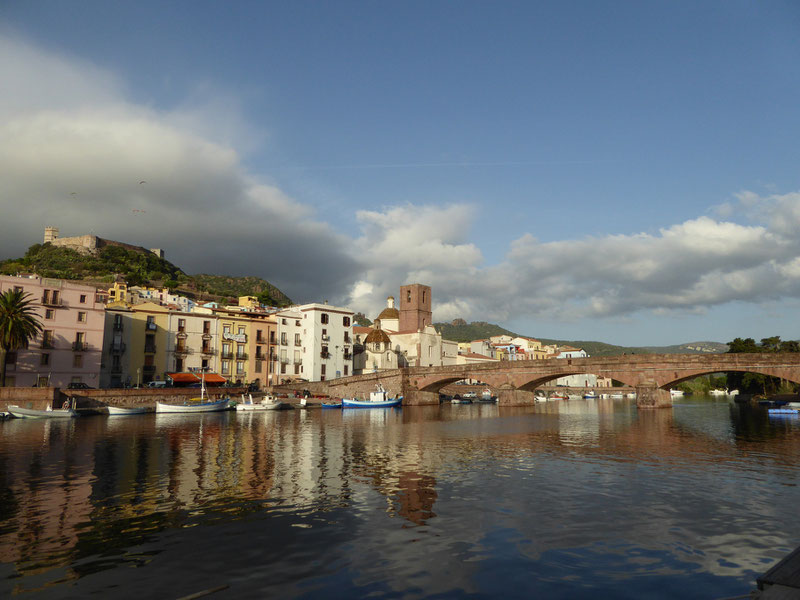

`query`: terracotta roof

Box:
[376,307,399,320]
[461,352,496,360]
[353,326,373,334]
[364,328,391,344]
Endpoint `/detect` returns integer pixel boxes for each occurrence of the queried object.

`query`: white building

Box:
[553,346,597,387]
[273,303,354,383]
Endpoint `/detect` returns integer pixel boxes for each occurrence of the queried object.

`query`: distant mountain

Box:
[434,320,727,356]
[0,243,293,307]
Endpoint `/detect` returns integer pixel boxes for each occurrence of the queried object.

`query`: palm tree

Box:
[0,289,43,386]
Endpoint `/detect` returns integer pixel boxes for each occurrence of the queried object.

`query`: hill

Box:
[434,320,727,356]
[0,244,292,307]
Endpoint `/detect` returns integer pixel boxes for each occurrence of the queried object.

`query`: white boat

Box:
[609,392,624,399]
[235,394,290,411]
[534,393,547,403]
[107,405,149,416]
[451,397,472,404]
[8,404,78,418]
[669,389,684,397]
[156,373,230,413]
[709,389,727,396]
[342,385,402,408]
[727,389,739,397]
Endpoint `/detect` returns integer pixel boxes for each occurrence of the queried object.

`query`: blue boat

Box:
[322,401,342,409]
[768,407,799,415]
[342,385,402,409]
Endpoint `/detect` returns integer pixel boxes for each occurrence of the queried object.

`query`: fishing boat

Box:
[106,405,149,416]
[342,385,402,408]
[235,394,290,411]
[583,390,598,399]
[549,392,568,401]
[8,402,78,419]
[156,373,230,413]
[322,401,343,409]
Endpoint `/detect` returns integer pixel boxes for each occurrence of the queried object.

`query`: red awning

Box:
[167,372,228,384]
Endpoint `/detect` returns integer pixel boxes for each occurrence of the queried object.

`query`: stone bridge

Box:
[291,353,800,408]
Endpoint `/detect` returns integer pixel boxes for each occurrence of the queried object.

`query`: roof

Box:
[376,307,399,321]
[353,326,373,335]
[461,352,495,360]
[364,329,391,344]
[167,372,227,384]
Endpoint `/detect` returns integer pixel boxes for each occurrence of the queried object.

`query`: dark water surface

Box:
[2,396,800,599]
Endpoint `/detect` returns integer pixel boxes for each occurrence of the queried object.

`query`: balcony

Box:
[321,335,330,342]
[221,352,234,360]
[72,341,89,352]
[144,345,157,354]
[201,347,216,356]
[236,353,248,360]
[294,358,303,365]
[177,331,187,339]
[320,351,330,359]
[109,342,126,354]
[202,332,212,339]
[344,352,352,360]
[175,347,192,355]
[146,322,157,331]
[294,340,302,346]
[41,295,63,307]
[280,356,289,364]
[280,339,288,346]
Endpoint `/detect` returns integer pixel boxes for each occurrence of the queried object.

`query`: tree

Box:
[0,289,43,386]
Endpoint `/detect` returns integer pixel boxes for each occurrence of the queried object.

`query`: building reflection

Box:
[1,399,799,587]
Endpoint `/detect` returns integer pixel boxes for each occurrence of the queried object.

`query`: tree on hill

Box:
[0,289,43,386]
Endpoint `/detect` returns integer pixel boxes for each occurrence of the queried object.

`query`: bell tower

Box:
[398,284,432,332]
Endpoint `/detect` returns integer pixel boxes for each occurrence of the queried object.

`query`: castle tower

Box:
[44,226,59,243]
[399,284,432,332]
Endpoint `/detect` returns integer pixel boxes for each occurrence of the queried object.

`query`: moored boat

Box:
[549,392,568,401]
[156,372,230,413]
[583,391,598,399]
[342,385,402,408]
[768,407,800,415]
[669,389,684,397]
[322,401,343,409]
[235,394,290,411]
[107,405,149,416]
[8,404,78,419]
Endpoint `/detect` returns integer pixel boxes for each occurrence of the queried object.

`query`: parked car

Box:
[67,382,94,389]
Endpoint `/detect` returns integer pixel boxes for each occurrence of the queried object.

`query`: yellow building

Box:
[108,282,129,303]
[128,302,171,385]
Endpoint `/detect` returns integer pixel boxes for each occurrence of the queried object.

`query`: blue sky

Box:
[2,1,800,346]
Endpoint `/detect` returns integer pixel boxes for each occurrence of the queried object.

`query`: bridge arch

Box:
[657,366,800,390]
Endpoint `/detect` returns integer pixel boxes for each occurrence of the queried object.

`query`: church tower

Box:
[398,284,432,332]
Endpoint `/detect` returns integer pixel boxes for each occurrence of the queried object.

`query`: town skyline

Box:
[2,2,800,346]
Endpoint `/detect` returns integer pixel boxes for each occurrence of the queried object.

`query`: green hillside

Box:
[0,243,292,307]
[434,320,727,356]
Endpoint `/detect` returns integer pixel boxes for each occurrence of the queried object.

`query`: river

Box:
[1,395,799,599]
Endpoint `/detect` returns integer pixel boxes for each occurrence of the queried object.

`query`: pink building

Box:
[0,275,105,388]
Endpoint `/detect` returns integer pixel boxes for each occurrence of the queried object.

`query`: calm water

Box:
[2,396,800,599]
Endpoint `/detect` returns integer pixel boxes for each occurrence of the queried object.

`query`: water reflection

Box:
[1,397,800,597]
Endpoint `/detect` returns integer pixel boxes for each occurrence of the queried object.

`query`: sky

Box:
[2,1,800,346]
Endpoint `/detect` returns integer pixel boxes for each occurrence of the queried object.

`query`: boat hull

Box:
[322,402,342,409]
[156,399,230,413]
[342,398,402,408]
[8,405,78,419]
[107,406,149,416]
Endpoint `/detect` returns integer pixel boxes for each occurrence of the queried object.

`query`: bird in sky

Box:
[139,180,147,184]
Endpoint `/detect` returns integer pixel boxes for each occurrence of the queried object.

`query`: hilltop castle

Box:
[43,226,165,259]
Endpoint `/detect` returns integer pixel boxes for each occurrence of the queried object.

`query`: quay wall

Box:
[1,387,249,412]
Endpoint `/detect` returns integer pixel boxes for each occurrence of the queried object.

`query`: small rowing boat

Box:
[107,405,149,416]
[8,404,78,419]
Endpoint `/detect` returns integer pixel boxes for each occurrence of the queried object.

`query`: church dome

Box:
[364,328,391,345]
[376,306,399,321]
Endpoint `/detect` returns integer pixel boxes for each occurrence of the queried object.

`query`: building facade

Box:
[0,275,105,387]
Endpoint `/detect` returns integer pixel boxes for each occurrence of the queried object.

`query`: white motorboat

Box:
[107,405,149,416]
[709,389,727,396]
[669,389,684,397]
[236,394,290,411]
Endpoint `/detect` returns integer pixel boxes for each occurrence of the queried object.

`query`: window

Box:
[422,290,426,303]
[78,311,86,322]
[256,329,263,342]
[321,364,326,376]
[344,365,348,376]
[203,320,211,334]
[42,330,54,348]
[236,344,245,358]
[294,363,300,375]
[222,343,231,357]
[201,359,209,370]
[223,325,231,336]
[281,332,287,345]
[281,318,287,325]
[236,361,244,374]
[280,362,286,374]
[295,319,301,326]
[320,313,329,324]
[238,326,245,336]
[221,360,230,374]
[146,315,156,330]
[40,353,49,366]
[176,358,183,372]
[294,333,301,346]
[343,316,350,326]
[73,354,83,368]
[407,290,411,303]
[45,309,54,320]
[79,294,87,303]
[178,318,186,331]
